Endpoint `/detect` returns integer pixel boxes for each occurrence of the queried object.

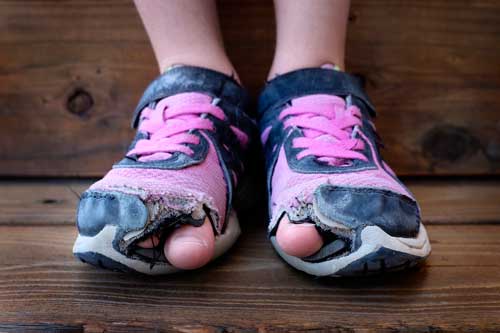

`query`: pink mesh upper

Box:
[90,93,228,230]
[269,95,413,221]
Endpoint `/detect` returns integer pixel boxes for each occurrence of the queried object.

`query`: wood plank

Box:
[1,179,499,225]
[409,179,500,224]
[0,0,499,177]
[0,180,89,225]
[0,223,499,331]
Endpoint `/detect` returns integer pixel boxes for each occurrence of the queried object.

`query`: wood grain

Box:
[409,179,500,224]
[0,0,499,177]
[0,179,499,331]
[1,179,498,226]
[0,223,499,332]
[0,180,89,225]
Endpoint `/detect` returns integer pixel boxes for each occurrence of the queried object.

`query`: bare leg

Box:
[133,0,235,269]
[134,0,238,79]
[272,0,351,257]
[268,0,350,80]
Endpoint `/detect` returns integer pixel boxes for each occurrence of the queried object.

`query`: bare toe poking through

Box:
[276,215,323,258]
[164,218,215,270]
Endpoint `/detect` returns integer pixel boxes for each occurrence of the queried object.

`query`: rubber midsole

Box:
[271,223,431,277]
[73,210,241,275]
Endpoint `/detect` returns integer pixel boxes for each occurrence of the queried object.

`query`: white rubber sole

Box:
[271,223,431,277]
[73,210,241,275]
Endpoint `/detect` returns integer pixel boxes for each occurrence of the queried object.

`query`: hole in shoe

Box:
[126,214,206,267]
[301,229,352,263]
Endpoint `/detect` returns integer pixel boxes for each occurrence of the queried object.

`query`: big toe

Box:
[275,215,323,258]
[164,218,215,270]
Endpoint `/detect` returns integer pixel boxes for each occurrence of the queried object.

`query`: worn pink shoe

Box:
[258,67,431,277]
[73,66,256,274]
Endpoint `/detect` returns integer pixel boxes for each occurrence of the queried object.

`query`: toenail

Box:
[292,223,316,228]
[172,236,208,248]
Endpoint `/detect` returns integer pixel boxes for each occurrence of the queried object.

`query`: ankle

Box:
[157,54,242,84]
[267,56,346,81]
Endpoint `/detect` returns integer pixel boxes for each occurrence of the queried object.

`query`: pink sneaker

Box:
[258,67,431,277]
[73,66,256,274]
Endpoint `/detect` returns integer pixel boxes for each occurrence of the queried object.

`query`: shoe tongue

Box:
[290,65,354,166]
[292,94,345,106]
[291,61,345,112]
[162,92,212,107]
[291,94,347,119]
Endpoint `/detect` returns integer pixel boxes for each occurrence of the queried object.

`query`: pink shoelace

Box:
[279,95,367,166]
[127,96,225,162]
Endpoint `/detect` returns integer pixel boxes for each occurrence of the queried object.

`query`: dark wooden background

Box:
[1,0,499,177]
[1,2,500,331]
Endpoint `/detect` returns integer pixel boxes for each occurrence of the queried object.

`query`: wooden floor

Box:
[0,180,499,332]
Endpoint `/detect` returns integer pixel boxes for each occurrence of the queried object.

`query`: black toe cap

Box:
[314,184,420,238]
[76,191,149,237]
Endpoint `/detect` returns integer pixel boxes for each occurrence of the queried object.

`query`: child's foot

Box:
[73,66,255,274]
[258,67,431,277]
